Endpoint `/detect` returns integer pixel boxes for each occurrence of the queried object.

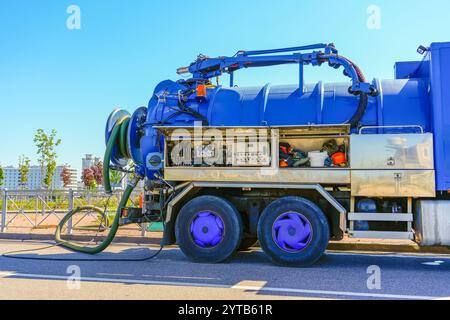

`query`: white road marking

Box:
[142,275,221,281]
[0,271,439,300]
[97,273,134,277]
[232,281,268,291]
[327,252,450,260]
[422,261,445,266]
[0,272,15,278]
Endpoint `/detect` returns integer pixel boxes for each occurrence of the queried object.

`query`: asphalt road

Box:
[0,240,449,300]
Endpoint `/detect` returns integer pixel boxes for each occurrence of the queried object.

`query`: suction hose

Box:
[55,117,139,254]
[346,93,368,129]
[340,56,371,129]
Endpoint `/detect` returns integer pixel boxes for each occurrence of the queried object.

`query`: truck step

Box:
[349,231,415,240]
[348,213,413,222]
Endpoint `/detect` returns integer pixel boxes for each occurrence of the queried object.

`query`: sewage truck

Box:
[58,42,450,266]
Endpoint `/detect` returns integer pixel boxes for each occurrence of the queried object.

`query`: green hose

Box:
[55,117,139,254]
[104,116,130,195]
[119,117,130,159]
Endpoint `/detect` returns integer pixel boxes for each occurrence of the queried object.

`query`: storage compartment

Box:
[160,125,352,185]
[351,170,436,197]
[166,138,272,168]
[350,133,434,170]
[163,127,273,169]
[159,125,351,171]
[279,136,350,169]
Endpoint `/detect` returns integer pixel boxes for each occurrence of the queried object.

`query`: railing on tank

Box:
[358,125,425,135]
[0,188,146,236]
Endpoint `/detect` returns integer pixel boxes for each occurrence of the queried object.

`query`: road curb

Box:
[0,233,161,245]
[1,233,449,255]
[328,241,450,255]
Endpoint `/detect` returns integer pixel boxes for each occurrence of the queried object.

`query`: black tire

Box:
[238,238,258,251]
[175,196,243,263]
[257,197,330,267]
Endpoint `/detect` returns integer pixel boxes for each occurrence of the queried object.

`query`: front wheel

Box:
[257,197,330,267]
[175,196,243,263]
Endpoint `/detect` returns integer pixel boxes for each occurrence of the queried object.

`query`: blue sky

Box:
[1,0,449,175]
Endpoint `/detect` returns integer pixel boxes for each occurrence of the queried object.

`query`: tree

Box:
[81,162,104,190]
[110,170,123,186]
[82,167,97,190]
[0,166,4,187]
[44,160,57,189]
[33,129,61,189]
[60,165,72,188]
[92,162,103,186]
[18,155,31,189]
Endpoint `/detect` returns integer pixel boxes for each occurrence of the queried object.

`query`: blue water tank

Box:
[145,79,430,129]
[140,78,429,177]
[204,80,430,129]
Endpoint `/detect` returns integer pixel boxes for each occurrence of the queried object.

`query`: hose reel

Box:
[105,107,148,168]
[54,108,148,254]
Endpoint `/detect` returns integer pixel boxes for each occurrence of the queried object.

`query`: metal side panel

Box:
[154,124,350,137]
[350,134,434,170]
[351,170,436,197]
[348,213,414,222]
[349,231,415,240]
[415,200,450,246]
[429,43,450,191]
[164,168,350,185]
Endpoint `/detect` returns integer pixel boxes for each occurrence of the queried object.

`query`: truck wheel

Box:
[175,196,243,263]
[257,197,330,267]
[238,238,258,251]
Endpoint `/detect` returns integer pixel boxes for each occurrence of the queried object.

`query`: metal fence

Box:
[0,188,146,236]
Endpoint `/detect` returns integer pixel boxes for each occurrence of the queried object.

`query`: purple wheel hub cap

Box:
[272,212,312,253]
[190,211,224,248]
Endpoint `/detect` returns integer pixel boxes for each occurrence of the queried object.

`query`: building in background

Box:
[3,167,19,190]
[2,165,78,190]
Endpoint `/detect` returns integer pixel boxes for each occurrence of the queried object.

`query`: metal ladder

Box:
[348,197,415,240]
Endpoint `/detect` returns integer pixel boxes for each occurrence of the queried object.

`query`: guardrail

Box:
[0,188,146,236]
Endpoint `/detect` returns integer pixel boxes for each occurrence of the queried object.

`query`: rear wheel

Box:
[176,196,243,263]
[257,197,329,267]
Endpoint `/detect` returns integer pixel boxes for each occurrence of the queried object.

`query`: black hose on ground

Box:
[54,119,139,254]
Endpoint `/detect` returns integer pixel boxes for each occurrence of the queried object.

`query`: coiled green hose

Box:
[55,116,139,254]
[103,115,130,195]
